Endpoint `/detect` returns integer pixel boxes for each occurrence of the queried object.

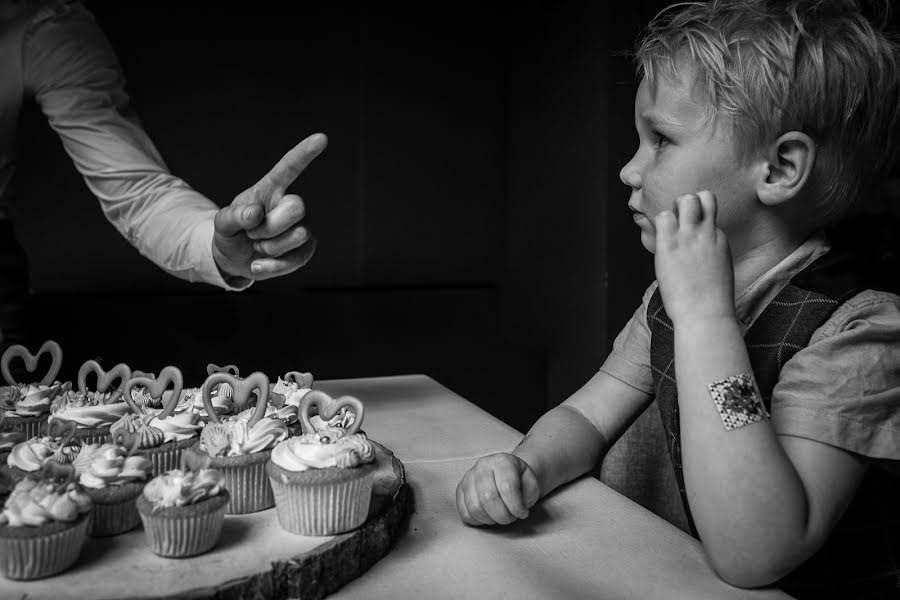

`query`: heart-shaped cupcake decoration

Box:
[43,418,77,447]
[78,360,132,404]
[180,447,211,473]
[40,460,76,492]
[122,366,184,419]
[1,340,63,386]
[201,371,269,427]
[207,363,240,377]
[112,428,141,458]
[284,371,314,388]
[298,390,364,436]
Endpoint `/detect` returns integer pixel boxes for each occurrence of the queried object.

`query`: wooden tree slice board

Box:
[0,441,410,600]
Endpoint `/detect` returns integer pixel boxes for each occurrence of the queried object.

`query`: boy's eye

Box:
[652,131,670,149]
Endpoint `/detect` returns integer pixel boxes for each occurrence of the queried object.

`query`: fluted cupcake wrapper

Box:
[269,471,374,536]
[218,460,273,514]
[142,441,194,478]
[139,502,227,558]
[72,428,111,446]
[0,514,89,580]
[3,416,47,440]
[89,495,142,537]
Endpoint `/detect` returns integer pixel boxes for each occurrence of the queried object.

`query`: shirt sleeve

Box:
[21,1,251,291]
[771,289,900,463]
[599,281,657,395]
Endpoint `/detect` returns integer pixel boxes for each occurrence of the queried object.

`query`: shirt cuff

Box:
[599,358,654,395]
[188,217,254,292]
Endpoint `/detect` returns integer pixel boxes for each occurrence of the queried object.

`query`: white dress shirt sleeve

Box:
[22,1,250,291]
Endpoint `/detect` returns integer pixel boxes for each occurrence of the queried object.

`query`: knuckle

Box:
[477,488,496,505]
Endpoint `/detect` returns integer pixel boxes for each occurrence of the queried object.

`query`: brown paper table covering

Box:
[0,374,792,599]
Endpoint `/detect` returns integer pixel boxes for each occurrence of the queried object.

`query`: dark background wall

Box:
[12,0,659,434]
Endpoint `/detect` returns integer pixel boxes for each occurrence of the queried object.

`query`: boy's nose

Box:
[620,155,641,189]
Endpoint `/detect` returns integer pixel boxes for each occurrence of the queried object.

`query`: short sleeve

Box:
[599,281,657,395]
[771,290,900,462]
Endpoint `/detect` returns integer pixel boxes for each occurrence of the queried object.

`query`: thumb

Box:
[214,202,265,237]
[517,460,541,509]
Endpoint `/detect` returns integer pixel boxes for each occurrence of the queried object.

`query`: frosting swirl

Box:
[130,386,162,410]
[234,403,299,426]
[7,436,80,471]
[199,418,288,457]
[1,382,65,417]
[147,413,202,442]
[0,430,26,451]
[142,468,224,509]
[109,413,166,449]
[175,388,233,419]
[271,377,312,407]
[270,430,375,472]
[75,443,152,488]
[0,478,92,527]
[50,390,130,428]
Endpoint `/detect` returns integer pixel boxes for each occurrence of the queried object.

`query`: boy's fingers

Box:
[675,194,703,230]
[456,481,478,525]
[519,464,541,508]
[697,190,718,228]
[654,209,678,247]
[495,460,529,519]
[474,468,516,525]
[463,483,494,525]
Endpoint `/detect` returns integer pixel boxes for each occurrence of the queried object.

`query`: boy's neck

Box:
[730,230,809,297]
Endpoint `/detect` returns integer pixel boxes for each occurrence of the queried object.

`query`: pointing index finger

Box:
[262,133,328,194]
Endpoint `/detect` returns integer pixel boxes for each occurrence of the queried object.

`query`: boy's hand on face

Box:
[212,133,327,282]
[456,452,541,526]
[653,191,736,326]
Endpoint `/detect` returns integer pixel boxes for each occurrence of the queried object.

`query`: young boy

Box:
[456,0,900,597]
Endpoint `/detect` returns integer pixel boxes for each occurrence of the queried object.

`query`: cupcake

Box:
[115,367,202,476]
[3,420,81,483]
[0,463,92,580]
[48,387,131,445]
[266,391,376,536]
[136,448,229,558]
[195,371,288,514]
[0,411,26,465]
[73,429,152,536]
[0,340,69,439]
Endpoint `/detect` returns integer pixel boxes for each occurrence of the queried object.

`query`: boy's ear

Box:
[756,132,816,207]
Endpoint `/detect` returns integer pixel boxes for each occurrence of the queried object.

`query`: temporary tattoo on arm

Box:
[708,372,769,431]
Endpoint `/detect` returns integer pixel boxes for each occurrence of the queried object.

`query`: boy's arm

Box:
[675,317,867,587]
[514,370,654,498]
[654,192,875,588]
[457,369,653,526]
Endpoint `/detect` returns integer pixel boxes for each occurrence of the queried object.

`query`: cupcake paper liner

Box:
[268,464,375,536]
[0,512,90,580]
[211,451,273,515]
[2,415,48,440]
[87,483,145,537]
[137,491,229,558]
[141,437,198,478]
[71,427,112,446]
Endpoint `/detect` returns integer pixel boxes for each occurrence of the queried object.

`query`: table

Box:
[1,375,793,599]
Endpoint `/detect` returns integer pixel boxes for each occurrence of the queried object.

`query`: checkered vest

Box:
[648,224,900,597]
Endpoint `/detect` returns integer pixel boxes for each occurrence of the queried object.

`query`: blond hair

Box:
[636,0,900,223]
